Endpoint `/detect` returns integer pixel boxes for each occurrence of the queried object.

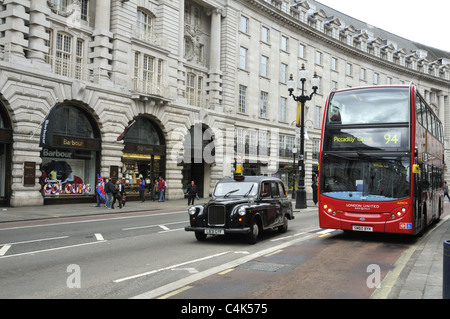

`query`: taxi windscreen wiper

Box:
[224,189,239,198]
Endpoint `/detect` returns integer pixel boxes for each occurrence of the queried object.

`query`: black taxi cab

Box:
[185,176,294,244]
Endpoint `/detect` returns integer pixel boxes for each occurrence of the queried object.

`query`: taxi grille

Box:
[208,206,226,226]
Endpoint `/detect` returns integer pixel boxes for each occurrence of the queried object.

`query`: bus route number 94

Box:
[384,133,399,145]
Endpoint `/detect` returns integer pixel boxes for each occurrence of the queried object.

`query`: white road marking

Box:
[0,241,107,259]
[123,221,186,231]
[131,232,316,299]
[157,228,184,234]
[158,225,170,231]
[0,244,11,256]
[114,251,231,283]
[0,211,187,231]
[94,233,104,241]
[317,229,335,235]
[0,236,69,246]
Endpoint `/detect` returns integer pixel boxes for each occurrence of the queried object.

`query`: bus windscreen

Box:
[327,87,410,125]
[320,155,411,202]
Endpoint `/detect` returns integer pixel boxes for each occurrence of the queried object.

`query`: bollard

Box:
[444,240,450,299]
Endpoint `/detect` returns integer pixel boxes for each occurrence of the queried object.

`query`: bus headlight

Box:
[238,206,246,216]
[323,204,337,216]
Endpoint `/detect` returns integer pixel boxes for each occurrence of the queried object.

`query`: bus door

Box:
[431,166,438,221]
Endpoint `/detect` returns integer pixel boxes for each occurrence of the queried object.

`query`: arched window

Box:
[124,118,164,146]
[136,9,154,42]
[52,104,96,138]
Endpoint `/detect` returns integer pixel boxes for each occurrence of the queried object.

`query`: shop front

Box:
[0,103,12,206]
[122,117,166,200]
[39,103,101,204]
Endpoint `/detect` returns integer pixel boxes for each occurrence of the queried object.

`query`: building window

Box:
[238,85,247,113]
[261,56,269,77]
[312,139,320,161]
[240,15,249,33]
[360,68,366,81]
[299,44,306,59]
[316,51,322,65]
[239,46,247,70]
[186,73,203,107]
[374,72,379,85]
[331,57,338,71]
[134,52,164,96]
[261,26,269,43]
[331,81,338,90]
[55,32,72,77]
[280,63,287,83]
[280,97,287,122]
[315,106,321,128]
[260,91,268,118]
[346,63,352,76]
[136,9,153,42]
[281,35,288,51]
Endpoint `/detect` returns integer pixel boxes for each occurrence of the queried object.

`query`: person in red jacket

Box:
[158,176,165,202]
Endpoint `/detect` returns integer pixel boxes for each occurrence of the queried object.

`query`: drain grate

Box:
[238,261,291,273]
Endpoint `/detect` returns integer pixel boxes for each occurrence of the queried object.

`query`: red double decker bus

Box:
[318,85,444,235]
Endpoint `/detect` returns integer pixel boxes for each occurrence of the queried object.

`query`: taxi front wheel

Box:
[247,220,260,245]
[195,231,207,241]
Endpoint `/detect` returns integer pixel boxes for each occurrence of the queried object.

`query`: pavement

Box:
[0,197,449,299]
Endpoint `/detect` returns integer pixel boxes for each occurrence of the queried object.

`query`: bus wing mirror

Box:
[413,164,419,174]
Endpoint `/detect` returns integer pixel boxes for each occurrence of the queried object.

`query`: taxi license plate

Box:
[205,228,225,235]
[352,225,373,232]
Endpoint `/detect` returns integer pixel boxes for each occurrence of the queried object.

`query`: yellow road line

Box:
[264,249,283,257]
[157,286,193,299]
[218,269,234,275]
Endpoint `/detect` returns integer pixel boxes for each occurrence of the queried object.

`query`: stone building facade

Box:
[0,0,449,207]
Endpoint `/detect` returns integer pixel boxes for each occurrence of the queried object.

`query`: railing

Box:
[132,77,172,99]
[131,25,168,49]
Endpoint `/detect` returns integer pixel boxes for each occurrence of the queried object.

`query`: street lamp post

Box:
[292,146,297,199]
[288,64,319,209]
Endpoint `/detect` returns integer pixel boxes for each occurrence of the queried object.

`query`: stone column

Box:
[177,0,186,98]
[90,0,113,84]
[206,8,223,110]
[1,0,30,62]
[28,0,51,70]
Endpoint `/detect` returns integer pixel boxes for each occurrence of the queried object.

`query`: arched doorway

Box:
[0,102,12,206]
[182,123,215,198]
[122,117,166,200]
[39,102,101,203]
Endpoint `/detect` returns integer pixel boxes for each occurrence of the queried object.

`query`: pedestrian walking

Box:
[104,178,114,209]
[139,179,146,202]
[186,180,198,206]
[152,178,158,201]
[445,181,450,201]
[111,179,124,209]
[158,176,165,202]
[95,176,105,207]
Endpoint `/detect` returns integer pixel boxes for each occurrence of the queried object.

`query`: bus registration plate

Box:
[352,225,373,232]
[205,228,225,235]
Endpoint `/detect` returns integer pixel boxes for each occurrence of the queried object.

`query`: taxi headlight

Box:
[188,206,197,216]
[238,206,246,216]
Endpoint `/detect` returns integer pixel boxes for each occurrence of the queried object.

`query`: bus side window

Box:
[415,95,422,125]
